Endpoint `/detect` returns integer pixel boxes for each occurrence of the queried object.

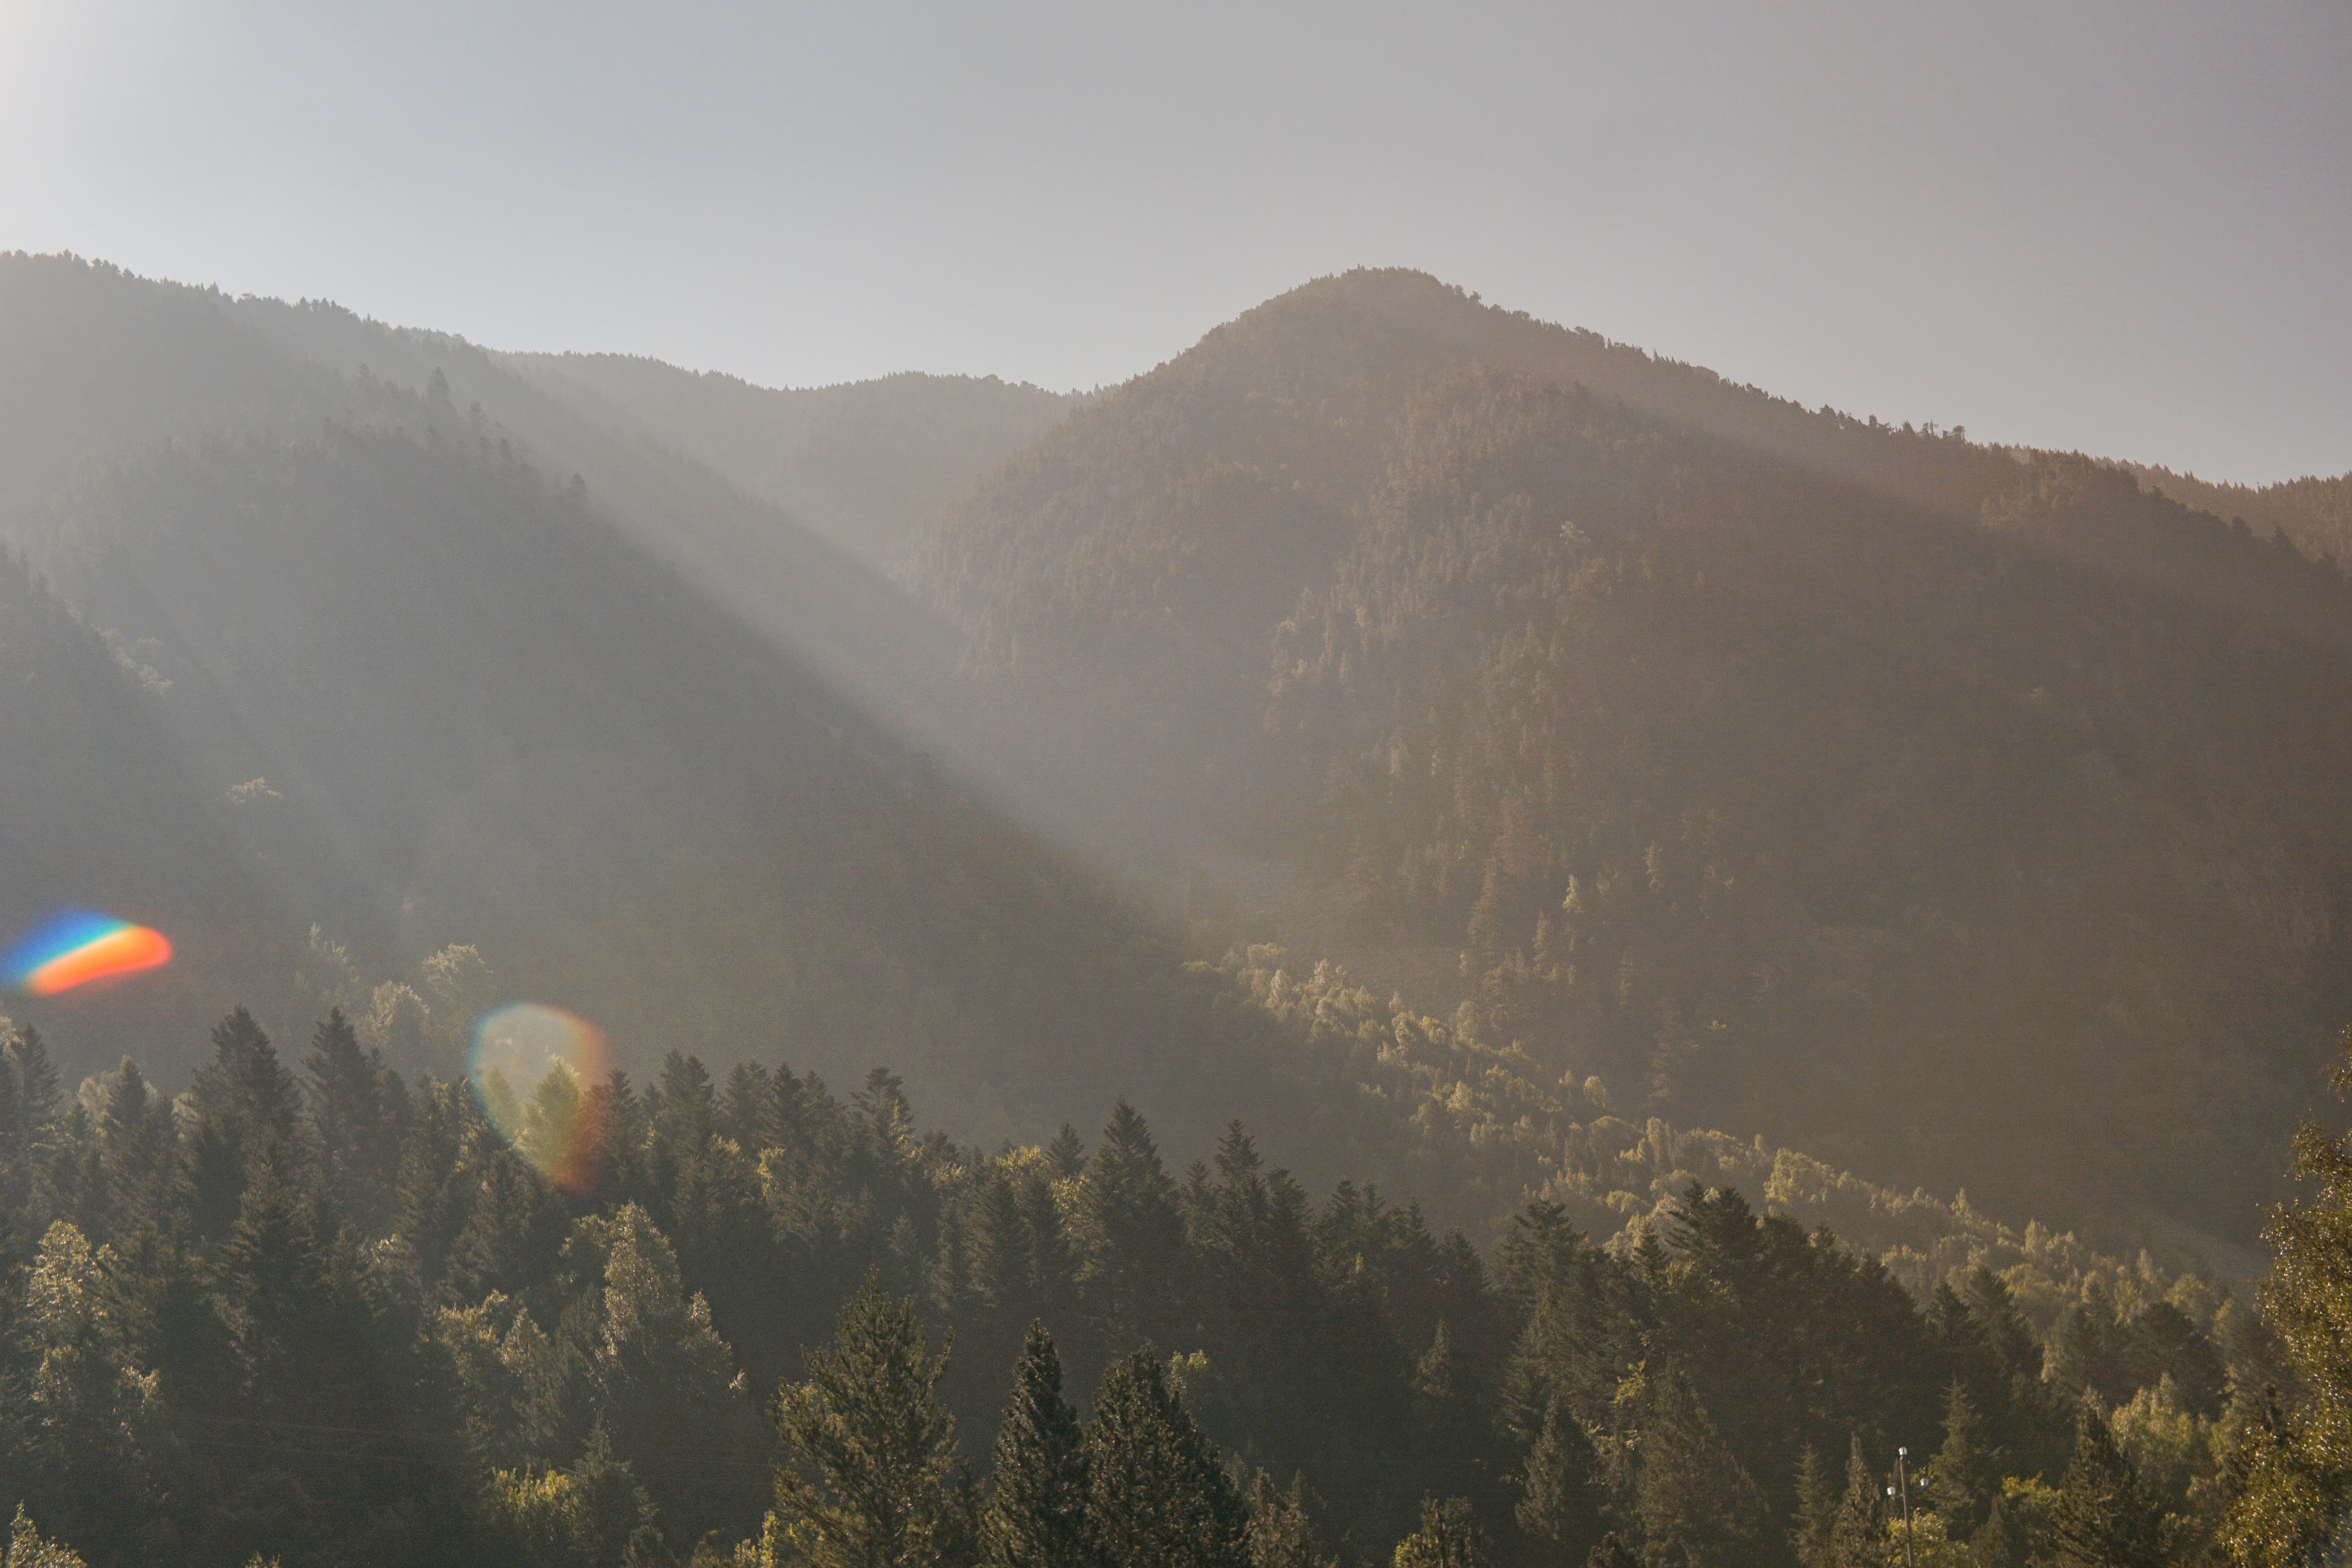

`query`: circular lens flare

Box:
[468,1003,615,1193]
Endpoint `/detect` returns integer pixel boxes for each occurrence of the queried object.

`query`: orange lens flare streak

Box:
[4,910,174,996]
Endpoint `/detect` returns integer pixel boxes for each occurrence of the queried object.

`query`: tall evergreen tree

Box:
[1630,1368,1764,1568]
[1828,1435,1884,1568]
[984,1322,1095,1568]
[301,1007,407,1237]
[1933,1381,1996,1538]
[1791,1444,1835,1568]
[1083,1351,1249,1568]
[766,1276,976,1568]
[1517,1397,1605,1562]
[2050,1396,2165,1568]
[1243,1471,1327,1568]
[1583,1535,1640,1568]
[1392,1497,1488,1568]
[583,1202,763,1544]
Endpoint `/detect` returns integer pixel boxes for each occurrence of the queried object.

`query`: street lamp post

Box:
[1893,1447,1916,1568]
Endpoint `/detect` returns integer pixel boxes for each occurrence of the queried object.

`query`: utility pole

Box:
[1891,1446,1916,1568]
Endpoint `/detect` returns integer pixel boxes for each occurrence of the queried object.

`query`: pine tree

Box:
[1243,1471,1327,1568]
[94,1060,176,1244]
[1791,1444,1835,1568]
[1044,1125,1088,1180]
[720,1061,776,1152]
[216,1153,403,1541]
[1971,1493,2020,1568]
[11,1221,172,1560]
[1933,1381,1996,1538]
[984,1322,1095,1568]
[2051,1396,2165,1568]
[301,1006,407,1237]
[1072,1102,1185,1346]
[767,1276,976,1568]
[1583,1535,1640,1568]
[1631,1368,1765,1568]
[1828,1435,1884,1568]
[1517,1397,1605,1561]
[4,1506,87,1568]
[1392,1497,1487,1568]
[189,1008,302,1159]
[1083,1351,1250,1568]
[585,1203,763,1544]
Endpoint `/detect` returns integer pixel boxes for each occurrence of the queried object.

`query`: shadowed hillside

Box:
[915,270,2352,1248]
[500,353,1078,570]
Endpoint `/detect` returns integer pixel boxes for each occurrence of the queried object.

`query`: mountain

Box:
[0,550,296,1059]
[0,254,1305,1155]
[499,354,1078,571]
[914,268,2352,1249]
[2128,461,2352,569]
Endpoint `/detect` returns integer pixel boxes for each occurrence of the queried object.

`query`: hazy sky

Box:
[4,1,2345,483]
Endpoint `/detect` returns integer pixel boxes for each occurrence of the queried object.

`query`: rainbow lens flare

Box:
[2,910,173,996]
[468,1003,616,1193]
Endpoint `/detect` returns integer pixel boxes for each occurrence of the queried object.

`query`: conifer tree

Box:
[984,1321,1095,1568]
[215,1152,403,1545]
[1933,1380,1996,1538]
[767,1276,976,1568]
[302,1006,407,1237]
[1517,1397,1605,1561]
[10,1221,172,1560]
[1045,1124,1087,1180]
[720,1061,775,1152]
[1243,1470,1327,1568]
[1083,1351,1249,1568]
[5,1027,60,1129]
[3,1506,86,1568]
[93,1060,175,1245]
[1828,1435,1884,1568]
[2051,1396,2165,1568]
[1971,1493,2021,1568]
[1392,1497,1487,1568]
[1791,1444,1835,1568]
[1583,1535,1640,1568]
[1072,1102,1186,1347]
[1630,1368,1765,1568]
[584,1202,762,1543]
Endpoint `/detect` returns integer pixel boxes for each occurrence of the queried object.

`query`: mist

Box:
[2,7,2349,1566]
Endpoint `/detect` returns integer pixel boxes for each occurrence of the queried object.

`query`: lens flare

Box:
[467,1003,615,1192]
[2,909,173,996]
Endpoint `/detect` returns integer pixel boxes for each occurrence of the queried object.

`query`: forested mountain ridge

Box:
[498,353,1078,571]
[914,270,2352,1250]
[0,254,1321,1157]
[0,552,291,1054]
[2126,461,2352,571]
[0,996,2286,1568]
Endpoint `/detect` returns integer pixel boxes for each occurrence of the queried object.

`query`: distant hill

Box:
[0,551,295,1063]
[2127,461,2352,569]
[914,268,2352,1249]
[0,255,1288,1154]
[500,353,1077,571]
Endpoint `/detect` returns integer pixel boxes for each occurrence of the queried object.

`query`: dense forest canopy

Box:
[496,354,1078,572]
[912,269,2352,1252]
[6,249,2352,1568]
[2,1002,2330,1568]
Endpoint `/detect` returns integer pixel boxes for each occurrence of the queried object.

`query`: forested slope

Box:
[0,1001,2275,1568]
[0,255,1303,1152]
[0,553,291,1056]
[499,354,1077,570]
[2127,461,2352,568]
[915,270,2352,1248]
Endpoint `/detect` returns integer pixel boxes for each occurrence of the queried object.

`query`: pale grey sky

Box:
[4,0,2345,483]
